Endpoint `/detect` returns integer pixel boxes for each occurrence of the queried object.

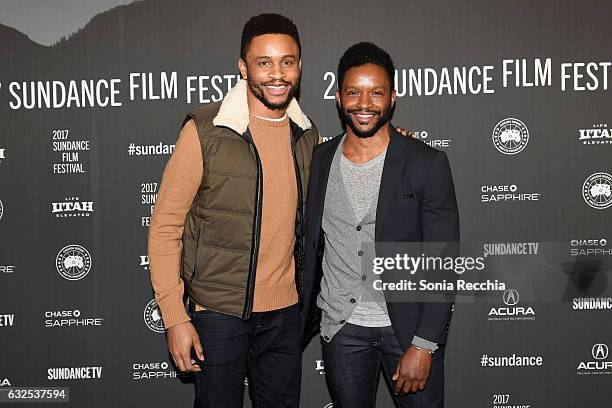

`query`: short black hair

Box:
[241,13,301,60]
[337,42,395,90]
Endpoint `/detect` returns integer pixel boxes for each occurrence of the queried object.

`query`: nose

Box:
[268,63,285,80]
[357,92,372,110]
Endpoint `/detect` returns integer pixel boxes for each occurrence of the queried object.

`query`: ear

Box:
[238,58,247,80]
[390,89,397,109]
[335,89,341,108]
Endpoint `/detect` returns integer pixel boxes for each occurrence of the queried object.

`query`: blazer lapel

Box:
[315,136,343,230]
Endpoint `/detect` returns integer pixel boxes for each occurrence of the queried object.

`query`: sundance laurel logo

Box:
[582,172,612,209]
[143,299,165,333]
[55,245,92,280]
[492,118,529,155]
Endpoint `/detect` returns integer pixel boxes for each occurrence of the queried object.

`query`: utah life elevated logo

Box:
[51,197,94,218]
[583,172,612,209]
[577,343,612,375]
[492,118,529,155]
[488,289,535,321]
[56,245,92,280]
[578,123,612,145]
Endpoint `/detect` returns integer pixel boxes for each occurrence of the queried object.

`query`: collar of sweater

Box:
[213,79,311,134]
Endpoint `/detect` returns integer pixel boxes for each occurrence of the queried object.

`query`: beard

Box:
[340,104,393,139]
[247,75,299,111]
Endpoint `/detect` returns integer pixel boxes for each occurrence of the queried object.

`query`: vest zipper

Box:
[241,135,263,320]
[291,136,306,307]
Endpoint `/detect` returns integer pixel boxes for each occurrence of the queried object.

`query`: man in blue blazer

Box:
[302,42,460,408]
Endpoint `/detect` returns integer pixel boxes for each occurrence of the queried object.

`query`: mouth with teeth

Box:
[264,82,291,96]
[348,110,379,124]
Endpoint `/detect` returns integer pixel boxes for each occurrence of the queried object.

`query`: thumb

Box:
[193,335,204,360]
[392,365,400,381]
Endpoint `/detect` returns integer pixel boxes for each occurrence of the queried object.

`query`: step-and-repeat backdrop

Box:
[1,0,611,407]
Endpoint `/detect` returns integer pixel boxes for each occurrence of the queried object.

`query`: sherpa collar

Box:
[212,79,312,134]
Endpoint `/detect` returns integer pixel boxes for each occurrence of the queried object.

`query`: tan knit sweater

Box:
[148,116,302,328]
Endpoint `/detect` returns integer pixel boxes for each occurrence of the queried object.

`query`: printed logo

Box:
[489,290,535,321]
[572,297,612,310]
[56,245,92,280]
[593,344,609,360]
[132,361,188,380]
[47,366,102,380]
[315,360,325,375]
[0,148,5,162]
[0,265,15,275]
[577,343,612,375]
[143,299,165,333]
[492,118,529,155]
[481,184,540,203]
[0,377,11,387]
[52,130,90,174]
[0,314,15,327]
[582,172,612,209]
[140,255,149,271]
[503,289,519,306]
[414,130,452,149]
[0,200,3,221]
[44,309,103,328]
[570,238,610,256]
[140,182,158,227]
[578,123,612,145]
[51,197,94,218]
[483,242,539,258]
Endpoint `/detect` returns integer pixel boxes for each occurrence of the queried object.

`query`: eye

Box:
[372,91,384,96]
[258,60,271,67]
[347,90,358,96]
[283,60,294,66]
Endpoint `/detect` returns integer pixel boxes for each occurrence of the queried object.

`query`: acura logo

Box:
[503,289,519,306]
[592,344,609,360]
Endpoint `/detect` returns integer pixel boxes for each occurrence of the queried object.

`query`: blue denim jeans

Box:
[322,323,445,408]
[191,303,301,408]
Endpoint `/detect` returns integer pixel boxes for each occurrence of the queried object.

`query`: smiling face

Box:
[239,33,301,115]
[337,63,396,138]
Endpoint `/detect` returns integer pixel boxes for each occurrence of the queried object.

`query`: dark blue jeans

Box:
[322,323,445,408]
[191,303,301,408]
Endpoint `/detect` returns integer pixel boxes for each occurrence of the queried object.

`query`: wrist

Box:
[410,344,434,355]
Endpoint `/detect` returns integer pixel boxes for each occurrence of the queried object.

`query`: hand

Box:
[395,126,417,139]
[392,345,432,395]
[167,321,204,372]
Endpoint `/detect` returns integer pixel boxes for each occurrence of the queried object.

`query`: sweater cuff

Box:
[156,294,191,329]
[411,335,439,352]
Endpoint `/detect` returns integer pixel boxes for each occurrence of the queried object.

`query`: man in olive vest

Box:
[148,13,318,407]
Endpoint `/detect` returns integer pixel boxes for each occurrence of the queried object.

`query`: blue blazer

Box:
[301,126,460,351]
